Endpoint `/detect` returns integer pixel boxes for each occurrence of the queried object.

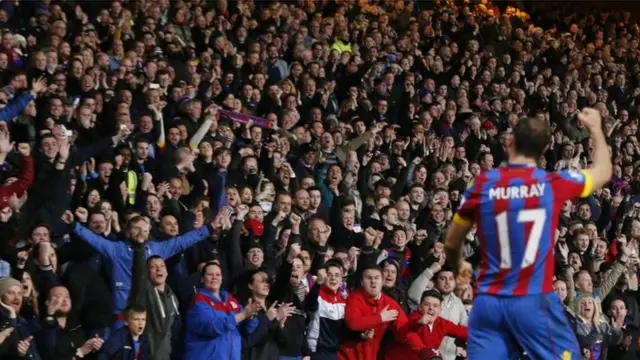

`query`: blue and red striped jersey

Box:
[453,165,593,296]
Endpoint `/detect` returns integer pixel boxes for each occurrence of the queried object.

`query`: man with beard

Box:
[61,210,215,320]
[128,255,182,360]
[575,202,593,223]
[339,265,407,360]
[242,269,295,360]
[0,277,41,359]
[43,209,116,342]
[293,188,311,214]
[36,286,105,359]
[433,267,467,360]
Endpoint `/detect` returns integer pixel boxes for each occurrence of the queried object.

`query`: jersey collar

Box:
[502,162,536,168]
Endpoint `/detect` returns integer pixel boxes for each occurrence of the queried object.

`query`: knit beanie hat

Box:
[0,277,22,295]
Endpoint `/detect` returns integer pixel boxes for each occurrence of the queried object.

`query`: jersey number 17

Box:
[495,208,547,270]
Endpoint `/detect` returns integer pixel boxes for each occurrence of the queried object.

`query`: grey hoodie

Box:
[130,247,182,360]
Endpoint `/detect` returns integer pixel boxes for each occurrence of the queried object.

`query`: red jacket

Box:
[0,155,33,209]
[338,288,407,360]
[382,311,468,360]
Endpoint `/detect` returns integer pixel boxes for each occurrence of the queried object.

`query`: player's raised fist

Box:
[578,107,602,130]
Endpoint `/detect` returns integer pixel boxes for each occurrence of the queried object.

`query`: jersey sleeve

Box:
[552,169,593,200]
[453,180,481,227]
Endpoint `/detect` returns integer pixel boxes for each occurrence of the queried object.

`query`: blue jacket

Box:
[71,222,213,314]
[98,326,151,360]
[0,92,33,122]
[183,288,259,360]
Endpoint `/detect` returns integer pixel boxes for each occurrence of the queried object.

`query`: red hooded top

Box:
[382,311,468,360]
[0,155,33,210]
[338,288,407,360]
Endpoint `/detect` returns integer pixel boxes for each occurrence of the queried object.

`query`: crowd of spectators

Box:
[0,0,639,360]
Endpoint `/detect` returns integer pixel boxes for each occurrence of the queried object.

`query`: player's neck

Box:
[506,155,537,167]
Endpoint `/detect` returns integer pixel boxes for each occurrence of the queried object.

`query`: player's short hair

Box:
[512,116,550,159]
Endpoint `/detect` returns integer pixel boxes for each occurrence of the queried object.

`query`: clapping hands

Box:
[17,336,33,356]
[79,335,104,356]
[213,207,233,230]
[243,299,262,318]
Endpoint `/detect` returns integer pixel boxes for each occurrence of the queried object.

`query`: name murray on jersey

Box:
[488,183,546,200]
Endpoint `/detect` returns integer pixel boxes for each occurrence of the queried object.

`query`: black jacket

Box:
[62,263,114,332]
[35,316,87,360]
[607,323,640,360]
[242,311,281,360]
[0,314,42,360]
[268,262,310,357]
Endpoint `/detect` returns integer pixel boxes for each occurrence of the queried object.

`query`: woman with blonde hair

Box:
[280,78,297,97]
[570,295,622,360]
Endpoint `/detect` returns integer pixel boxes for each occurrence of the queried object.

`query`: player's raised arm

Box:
[579,108,612,191]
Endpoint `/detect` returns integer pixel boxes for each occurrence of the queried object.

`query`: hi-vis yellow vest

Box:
[126,170,138,205]
[331,39,352,54]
